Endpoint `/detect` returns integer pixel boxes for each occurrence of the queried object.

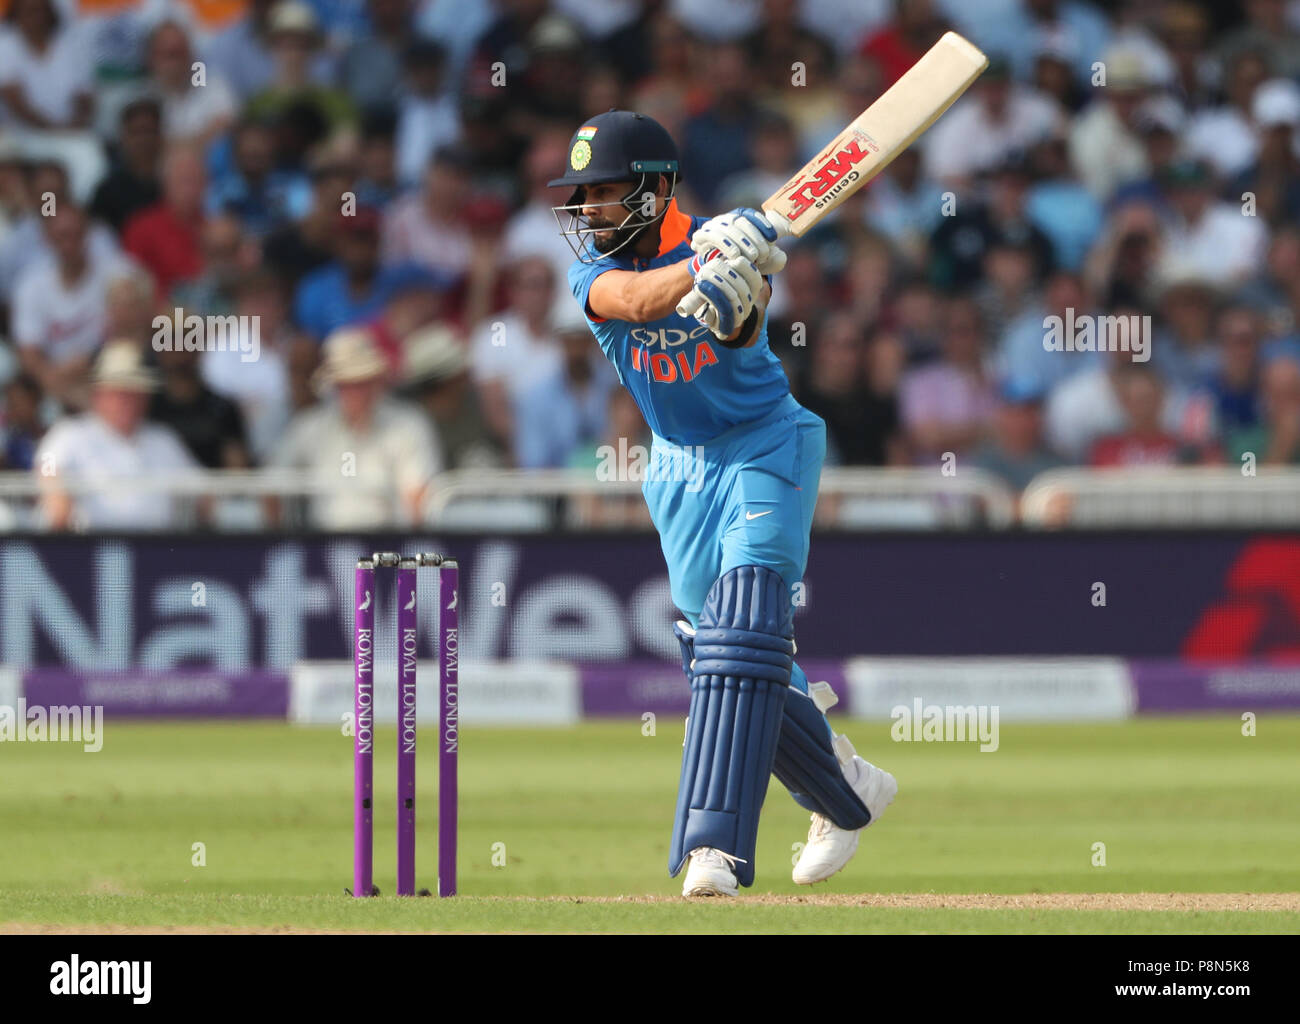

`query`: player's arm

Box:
[588,264,767,345]
[585,261,695,324]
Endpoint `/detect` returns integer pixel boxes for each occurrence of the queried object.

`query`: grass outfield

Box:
[1,716,1297,933]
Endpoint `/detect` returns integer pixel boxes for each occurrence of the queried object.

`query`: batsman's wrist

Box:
[718,305,760,348]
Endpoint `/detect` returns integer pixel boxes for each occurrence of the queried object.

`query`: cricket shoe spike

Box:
[791,736,897,885]
[682,847,743,897]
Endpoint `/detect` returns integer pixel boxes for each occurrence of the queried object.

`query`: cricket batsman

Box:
[551,110,896,896]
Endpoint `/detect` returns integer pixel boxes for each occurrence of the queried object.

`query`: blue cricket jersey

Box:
[566,200,790,446]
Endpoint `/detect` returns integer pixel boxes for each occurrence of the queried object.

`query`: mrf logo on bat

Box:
[778,130,880,222]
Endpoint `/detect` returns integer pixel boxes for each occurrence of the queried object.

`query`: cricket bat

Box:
[678,31,988,319]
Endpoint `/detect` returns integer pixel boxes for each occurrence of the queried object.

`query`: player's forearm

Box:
[594,260,694,322]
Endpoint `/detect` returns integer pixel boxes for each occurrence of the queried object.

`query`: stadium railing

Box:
[1020,467,1300,527]
[0,466,1016,532]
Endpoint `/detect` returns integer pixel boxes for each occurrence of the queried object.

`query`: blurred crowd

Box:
[2,0,1300,529]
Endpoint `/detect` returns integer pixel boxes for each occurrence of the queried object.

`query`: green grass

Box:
[1,716,1297,933]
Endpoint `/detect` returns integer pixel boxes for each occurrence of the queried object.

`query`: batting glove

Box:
[690,208,788,275]
[682,249,764,339]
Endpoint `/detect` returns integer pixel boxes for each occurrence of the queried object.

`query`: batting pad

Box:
[669,566,794,886]
[773,688,872,830]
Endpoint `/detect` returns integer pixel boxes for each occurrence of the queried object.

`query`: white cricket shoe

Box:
[682,847,743,897]
[792,737,897,885]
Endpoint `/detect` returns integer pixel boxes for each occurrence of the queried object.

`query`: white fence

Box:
[0,467,1015,532]
[4,465,1298,532]
[1020,468,1300,527]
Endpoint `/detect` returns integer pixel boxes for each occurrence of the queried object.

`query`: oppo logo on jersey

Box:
[629,324,715,348]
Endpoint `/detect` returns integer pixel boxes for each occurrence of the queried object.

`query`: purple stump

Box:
[438,561,459,897]
[353,559,376,897]
[396,559,419,895]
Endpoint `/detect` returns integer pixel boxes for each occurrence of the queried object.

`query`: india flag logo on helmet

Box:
[570,126,598,170]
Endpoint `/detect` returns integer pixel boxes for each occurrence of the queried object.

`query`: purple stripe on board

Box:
[21,669,288,717]
[1131,660,1300,712]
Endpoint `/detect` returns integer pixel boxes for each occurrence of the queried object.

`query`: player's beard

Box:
[589,216,644,255]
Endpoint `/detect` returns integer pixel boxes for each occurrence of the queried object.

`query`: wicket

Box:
[352,551,459,898]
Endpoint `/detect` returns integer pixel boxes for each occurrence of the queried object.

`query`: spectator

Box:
[502,132,582,315]
[294,206,434,341]
[12,205,134,409]
[571,386,654,529]
[201,269,297,464]
[0,371,44,470]
[382,148,473,281]
[264,145,356,288]
[1024,134,1102,272]
[401,322,505,470]
[1223,356,1300,467]
[341,0,420,115]
[203,0,287,99]
[995,270,1097,394]
[863,148,946,268]
[393,39,461,189]
[679,44,762,207]
[513,313,616,469]
[1229,78,1300,227]
[149,344,252,469]
[172,215,259,318]
[1088,364,1213,466]
[1068,50,1150,201]
[1216,0,1300,79]
[890,277,944,365]
[0,161,118,307]
[469,256,562,451]
[923,56,1061,186]
[104,264,159,349]
[1186,47,1270,179]
[969,378,1064,494]
[900,296,997,459]
[796,315,901,466]
[1236,225,1300,339]
[89,98,163,232]
[356,110,400,207]
[246,1,357,134]
[1045,338,1199,462]
[35,341,199,531]
[858,0,946,88]
[207,118,312,238]
[1207,306,1264,437]
[270,326,441,528]
[1156,159,1267,289]
[717,111,799,212]
[146,19,237,147]
[0,0,93,130]
[122,145,207,297]
[1109,95,1185,208]
[929,152,1053,291]
[1151,268,1220,391]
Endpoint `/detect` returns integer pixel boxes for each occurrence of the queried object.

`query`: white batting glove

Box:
[690,207,788,275]
[681,249,764,339]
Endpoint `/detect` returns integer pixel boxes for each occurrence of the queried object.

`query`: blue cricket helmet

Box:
[548,109,680,191]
